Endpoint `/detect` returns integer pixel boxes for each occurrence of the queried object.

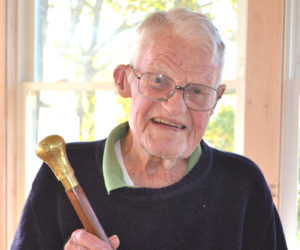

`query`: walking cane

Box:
[35,135,113,250]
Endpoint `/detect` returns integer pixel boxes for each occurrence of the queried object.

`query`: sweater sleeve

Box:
[11,164,65,250]
[258,205,287,250]
[242,166,288,250]
[11,192,58,250]
[231,154,288,250]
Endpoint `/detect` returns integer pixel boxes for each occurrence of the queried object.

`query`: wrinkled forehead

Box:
[133,32,219,82]
[133,31,217,68]
[134,26,217,61]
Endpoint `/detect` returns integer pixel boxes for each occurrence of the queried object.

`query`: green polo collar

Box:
[103,121,201,193]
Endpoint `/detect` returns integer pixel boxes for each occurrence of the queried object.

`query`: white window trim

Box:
[281,79,300,249]
[280,0,300,249]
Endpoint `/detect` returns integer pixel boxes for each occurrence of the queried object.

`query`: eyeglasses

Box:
[130,65,221,112]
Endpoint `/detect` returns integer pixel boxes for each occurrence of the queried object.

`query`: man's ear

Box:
[113,64,131,98]
[218,84,226,97]
[209,83,226,116]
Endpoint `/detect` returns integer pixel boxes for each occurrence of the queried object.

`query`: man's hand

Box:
[64,229,120,250]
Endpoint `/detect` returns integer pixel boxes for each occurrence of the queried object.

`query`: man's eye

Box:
[192,88,201,94]
[153,77,163,84]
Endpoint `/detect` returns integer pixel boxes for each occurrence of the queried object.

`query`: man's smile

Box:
[151,117,186,129]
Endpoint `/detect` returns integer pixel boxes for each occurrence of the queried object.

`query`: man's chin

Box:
[142,143,186,160]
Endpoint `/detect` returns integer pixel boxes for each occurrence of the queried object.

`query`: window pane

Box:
[35,0,238,82]
[25,88,127,193]
[204,90,236,152]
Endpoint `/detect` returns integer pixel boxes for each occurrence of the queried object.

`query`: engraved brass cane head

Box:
[35,135,74,181]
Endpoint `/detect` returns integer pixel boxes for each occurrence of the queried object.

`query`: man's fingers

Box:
[109,235,120,249]
[64,230,89,249]
[65,229,119,250]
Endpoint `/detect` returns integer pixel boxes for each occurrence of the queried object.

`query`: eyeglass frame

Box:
[128,64,222,112]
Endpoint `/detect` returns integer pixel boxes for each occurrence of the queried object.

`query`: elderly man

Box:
[12,8,287,250]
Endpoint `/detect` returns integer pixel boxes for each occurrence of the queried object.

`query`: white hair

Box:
[131,7,225,85]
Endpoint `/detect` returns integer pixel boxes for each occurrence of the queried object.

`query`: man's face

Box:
[127,31,223,160]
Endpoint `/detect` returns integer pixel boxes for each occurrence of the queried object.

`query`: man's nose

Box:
[161,87,187,115]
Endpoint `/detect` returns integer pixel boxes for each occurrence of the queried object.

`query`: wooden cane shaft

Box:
[66,185,113,249]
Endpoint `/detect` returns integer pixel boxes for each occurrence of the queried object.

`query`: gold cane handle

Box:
[35,135,78,190]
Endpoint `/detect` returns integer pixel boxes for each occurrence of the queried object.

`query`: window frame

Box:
[280,0,300,248]
[1,0,18,249]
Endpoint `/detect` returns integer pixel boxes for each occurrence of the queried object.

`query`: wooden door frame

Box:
[0,0,18,249]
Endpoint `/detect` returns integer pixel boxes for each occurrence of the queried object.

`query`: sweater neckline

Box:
[98,140,213,202]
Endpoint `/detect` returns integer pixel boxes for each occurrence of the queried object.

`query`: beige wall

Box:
[0,0,7,248]
[244,0,284,207]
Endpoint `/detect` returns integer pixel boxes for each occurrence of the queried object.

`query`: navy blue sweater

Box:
[11,140,287,249]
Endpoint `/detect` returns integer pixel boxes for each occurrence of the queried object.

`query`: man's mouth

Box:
[151,118,186,129]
